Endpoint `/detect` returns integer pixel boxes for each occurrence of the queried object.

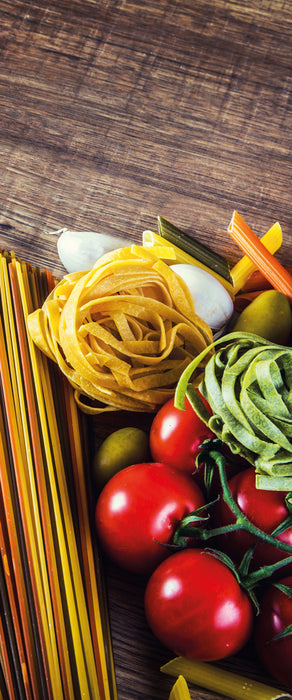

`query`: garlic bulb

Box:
[170,263,234,330]
[48,228,130,273]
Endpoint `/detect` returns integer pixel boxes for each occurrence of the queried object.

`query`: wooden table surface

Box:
[1,1,292,698]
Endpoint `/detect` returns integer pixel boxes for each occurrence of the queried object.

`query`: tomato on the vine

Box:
[255,576,292,688]
[149,395,247,498]
[213,467,292,573]
[95,462,205,575]
[144,548,254,661]
[149,395,214,474]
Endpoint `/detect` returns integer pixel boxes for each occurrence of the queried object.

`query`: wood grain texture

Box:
[1,0,292,274]
[0,1,292,698]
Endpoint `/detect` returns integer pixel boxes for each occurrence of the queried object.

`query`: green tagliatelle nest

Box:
[175,332,292,490]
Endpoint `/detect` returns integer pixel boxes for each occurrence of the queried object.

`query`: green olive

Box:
[92,426,149,489]
[233,290,292,344]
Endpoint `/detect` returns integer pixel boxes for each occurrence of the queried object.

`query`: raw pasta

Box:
[28,245,213,413]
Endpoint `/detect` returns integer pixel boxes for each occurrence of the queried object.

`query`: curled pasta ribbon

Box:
[27,245,213,413]
[175,332,292,488]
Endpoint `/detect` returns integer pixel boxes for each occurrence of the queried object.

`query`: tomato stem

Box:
[177,440,292,558]
[242,556,292,588]
[210,443,292,555]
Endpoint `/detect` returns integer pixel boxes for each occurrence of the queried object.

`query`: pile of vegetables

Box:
[29,210,292,695]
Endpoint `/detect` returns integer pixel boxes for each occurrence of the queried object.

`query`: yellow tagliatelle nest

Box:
[27,245,213,413]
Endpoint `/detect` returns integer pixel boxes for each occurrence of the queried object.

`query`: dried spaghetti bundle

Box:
[0,251,116,699]
[28,245,213,413]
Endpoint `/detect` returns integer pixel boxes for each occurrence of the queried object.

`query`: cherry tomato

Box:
[213,467,292,574]
[149,395,214,474]
[95,462,205,575]
[144,548,254,660]
[255,576,292,688]
[149,395,248,499]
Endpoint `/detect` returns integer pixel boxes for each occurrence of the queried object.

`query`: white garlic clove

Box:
[48,228,130,273]
[170,263,234,330]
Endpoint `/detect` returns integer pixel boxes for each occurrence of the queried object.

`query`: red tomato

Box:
[213,467,292,574]
[95,462,205,575]
[255,576,292,688]
[149,395,248,497]
[144,548,253,660]
[149,395,214,474]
